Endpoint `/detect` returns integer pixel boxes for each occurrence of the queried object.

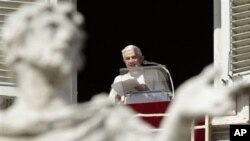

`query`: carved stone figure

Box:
[0,2,249,141]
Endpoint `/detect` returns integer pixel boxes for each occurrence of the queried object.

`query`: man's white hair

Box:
[121,45,142,56]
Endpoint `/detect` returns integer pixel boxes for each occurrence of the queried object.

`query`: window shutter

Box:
[230,0,250,76]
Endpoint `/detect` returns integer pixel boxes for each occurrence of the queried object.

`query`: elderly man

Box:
[1,3,249,141]
[109,45,172,104]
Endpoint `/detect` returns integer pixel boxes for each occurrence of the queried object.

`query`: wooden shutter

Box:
[230,0,250,76]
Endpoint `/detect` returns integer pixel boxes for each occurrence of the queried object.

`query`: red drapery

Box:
[127,101,205,141]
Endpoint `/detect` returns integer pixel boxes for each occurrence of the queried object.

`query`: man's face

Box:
[123,49,144,69]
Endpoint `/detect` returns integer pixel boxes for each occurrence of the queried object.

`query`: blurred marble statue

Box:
[0,2,249,141]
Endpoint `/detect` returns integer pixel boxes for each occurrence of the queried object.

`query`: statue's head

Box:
[2,3,85,76]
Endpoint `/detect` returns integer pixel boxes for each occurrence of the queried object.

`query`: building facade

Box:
[213,0,250,140]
